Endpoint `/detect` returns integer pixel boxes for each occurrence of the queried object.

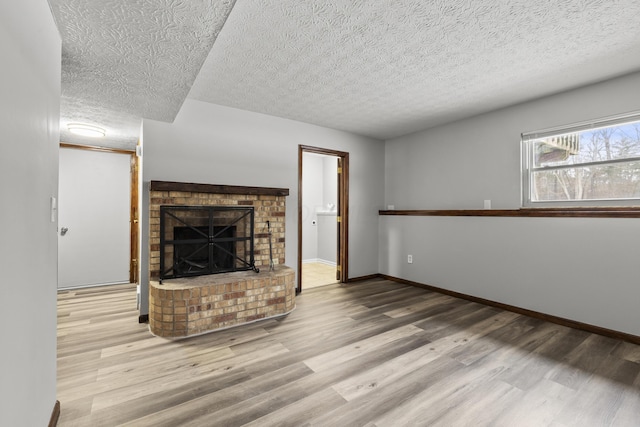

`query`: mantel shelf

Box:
[150,180,289,197]
[379,208,640,218]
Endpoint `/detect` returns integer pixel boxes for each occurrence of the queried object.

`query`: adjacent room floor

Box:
[57,279,640,426]
[301,262,338,289]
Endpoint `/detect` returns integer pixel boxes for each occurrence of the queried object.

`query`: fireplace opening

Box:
[160,206,258,282]
[172,225,236,276]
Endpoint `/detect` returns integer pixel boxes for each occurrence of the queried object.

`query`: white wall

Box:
[302,153,323,260]
[302,153,339,263]
[322,156,338,209]
[317,212,337,264]
[318,156,338,263]
[141,100,385,314]
[382,71,640,336]
[0,1,60,425]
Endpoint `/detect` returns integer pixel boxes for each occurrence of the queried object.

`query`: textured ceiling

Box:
[189,0,640,140]
[50,0,236,149]
[51,0,640,149]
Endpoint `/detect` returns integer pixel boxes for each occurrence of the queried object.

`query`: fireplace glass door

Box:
[160,206,256,281]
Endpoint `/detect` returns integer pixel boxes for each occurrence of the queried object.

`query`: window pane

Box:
[531,160,640,201]
[533,123,640,168]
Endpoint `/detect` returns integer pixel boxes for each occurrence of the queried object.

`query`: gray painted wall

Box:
[141,100,385,314]
[0,1,60,424]
[382,71,640,336]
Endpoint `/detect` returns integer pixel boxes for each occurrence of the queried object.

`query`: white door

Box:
[58,147,131,288]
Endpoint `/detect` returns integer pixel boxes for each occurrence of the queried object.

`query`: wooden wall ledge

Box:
[379,208,640,218]
[150,180,289,197]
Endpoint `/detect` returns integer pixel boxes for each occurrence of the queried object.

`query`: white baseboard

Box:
[302,258,336,266]
[57,280,131,291]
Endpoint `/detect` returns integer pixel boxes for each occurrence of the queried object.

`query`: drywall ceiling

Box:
[50,0,237,150]
[51,0,640,149]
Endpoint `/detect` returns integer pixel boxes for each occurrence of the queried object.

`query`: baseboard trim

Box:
[49,400,60,427]
[347,273,385,282]
[138,314,149,323]
[302,259,337,266]
[381,274,640,346]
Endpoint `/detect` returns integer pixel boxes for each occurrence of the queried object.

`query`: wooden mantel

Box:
[150,181,289,197]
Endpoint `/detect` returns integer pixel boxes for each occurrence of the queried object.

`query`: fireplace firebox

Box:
[159,206,258,282]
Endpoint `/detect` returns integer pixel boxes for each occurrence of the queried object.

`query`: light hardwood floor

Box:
[301,262,338,289]
[57,279,640,426]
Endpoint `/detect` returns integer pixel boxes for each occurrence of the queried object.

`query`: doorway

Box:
[58,144,138,289]
[297,145,349,293]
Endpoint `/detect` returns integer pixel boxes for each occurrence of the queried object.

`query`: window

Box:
[522,113,640,207]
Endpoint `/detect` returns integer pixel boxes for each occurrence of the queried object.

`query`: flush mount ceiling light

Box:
[67,123,106,138]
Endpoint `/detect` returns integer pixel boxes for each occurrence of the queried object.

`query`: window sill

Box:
[378,208,640,218]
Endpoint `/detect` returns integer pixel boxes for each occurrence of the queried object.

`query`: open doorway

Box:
[297,145,349,293]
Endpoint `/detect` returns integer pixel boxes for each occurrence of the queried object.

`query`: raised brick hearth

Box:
[149,266,295,337]
[148,181,294,337]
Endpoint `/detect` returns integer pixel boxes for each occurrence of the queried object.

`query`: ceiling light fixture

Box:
[67,123,106,138]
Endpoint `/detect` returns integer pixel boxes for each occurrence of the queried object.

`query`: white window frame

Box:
[522,111,640,208]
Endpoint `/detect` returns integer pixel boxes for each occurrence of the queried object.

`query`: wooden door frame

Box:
[59,143,139,284]
[298,145,349,293]
[130,145,140,283]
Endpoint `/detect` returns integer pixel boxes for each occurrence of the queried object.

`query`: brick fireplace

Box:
[148,181,295,338]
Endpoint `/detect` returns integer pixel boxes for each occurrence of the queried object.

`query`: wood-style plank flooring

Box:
[57,279,640,426]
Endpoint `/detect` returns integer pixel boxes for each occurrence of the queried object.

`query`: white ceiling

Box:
[50,0,237,149]
[51,0,640,149]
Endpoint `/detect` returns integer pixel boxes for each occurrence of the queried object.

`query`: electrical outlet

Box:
[407,254,413,264]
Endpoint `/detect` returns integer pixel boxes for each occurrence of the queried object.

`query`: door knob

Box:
[60,227,69,236]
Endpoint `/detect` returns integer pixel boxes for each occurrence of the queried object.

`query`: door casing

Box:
[298,145,349,293]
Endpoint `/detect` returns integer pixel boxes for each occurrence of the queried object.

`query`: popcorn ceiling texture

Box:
[59,96,143,150]
[51,0,640,148]
[50,0,236,149]
[189,0,640,139]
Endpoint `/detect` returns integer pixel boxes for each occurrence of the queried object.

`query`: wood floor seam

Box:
[57,279,640,426]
